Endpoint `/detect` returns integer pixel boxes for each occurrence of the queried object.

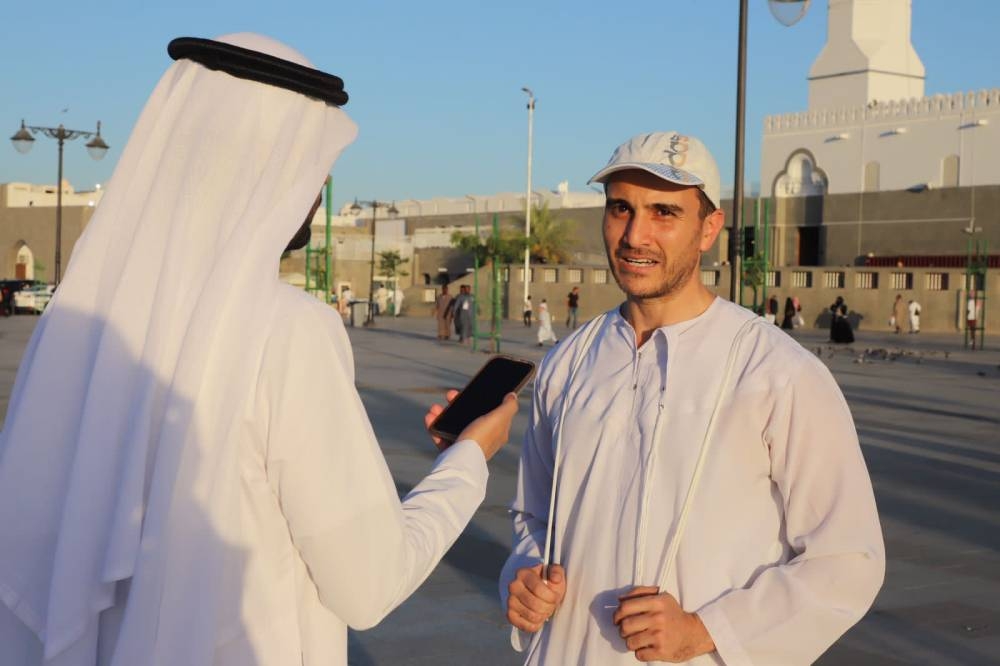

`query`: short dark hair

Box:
[696,189,717,221]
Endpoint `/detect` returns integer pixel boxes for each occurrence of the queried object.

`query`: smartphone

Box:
[428,355,536,442]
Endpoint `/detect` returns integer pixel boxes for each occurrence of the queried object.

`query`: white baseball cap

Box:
[588,131,721,209]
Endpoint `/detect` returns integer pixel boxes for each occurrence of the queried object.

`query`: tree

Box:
[451,228,526,351]
[450,229,526,266]
[525,202,576,264]
[377,250,410,283]
[742,255,766,313]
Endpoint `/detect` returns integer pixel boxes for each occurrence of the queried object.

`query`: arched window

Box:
[864,161,880,192]
[14,242,34,280]
[941,154,959,188]
[774,151,828,198]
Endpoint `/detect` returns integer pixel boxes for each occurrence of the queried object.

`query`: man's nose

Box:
[622,212,652,248]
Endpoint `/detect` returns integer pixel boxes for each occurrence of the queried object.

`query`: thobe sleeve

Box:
[498,361,554,652]
[264,309,488,630]
[696,356,885,665]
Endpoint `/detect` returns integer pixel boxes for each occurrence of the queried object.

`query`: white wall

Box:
[762,90,1000,196]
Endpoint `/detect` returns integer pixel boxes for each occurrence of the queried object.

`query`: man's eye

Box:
[654,206,675,217]
[610,203,630,215]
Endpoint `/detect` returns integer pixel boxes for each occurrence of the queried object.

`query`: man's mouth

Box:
[618,255,659,267]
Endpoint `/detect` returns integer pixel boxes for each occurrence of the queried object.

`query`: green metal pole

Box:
[325,177,333,305]
[493,213,501,353]
[472,214,480,353]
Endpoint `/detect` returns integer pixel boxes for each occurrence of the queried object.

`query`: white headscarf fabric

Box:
[0,33,357,665]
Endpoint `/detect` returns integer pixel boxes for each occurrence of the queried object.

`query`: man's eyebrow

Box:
[648,201,685,215]
[604,197,631,208]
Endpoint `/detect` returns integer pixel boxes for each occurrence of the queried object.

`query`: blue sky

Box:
[3,1,999,209]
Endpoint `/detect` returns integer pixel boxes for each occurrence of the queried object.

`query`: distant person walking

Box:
[435,285,454,340]
[892,294,906,334]
[536,299,558,347]
[829,296,846,341]
[566,287,580,329]
[967,292,979,349]
[453,285,474,344]
[523,295,533,327]
[832,304,854,343]
[339,285,353,317]
[781,296,796,330]
[765,294,779,324]
[393,285,404,316]
[792,295,803,328]
[907,299,921,334]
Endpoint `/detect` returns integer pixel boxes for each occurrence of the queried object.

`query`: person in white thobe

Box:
[907,299,921,333]
[393,286,404,316]
[501,131,884,665]
[0,33,516,666]
[536,300,558,346]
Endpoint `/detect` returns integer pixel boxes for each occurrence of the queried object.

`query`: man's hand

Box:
[611,586,715,663]
[424,391,519,461]
[506,564,567,633]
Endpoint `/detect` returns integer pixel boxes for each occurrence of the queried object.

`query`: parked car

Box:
[12,283,54,314]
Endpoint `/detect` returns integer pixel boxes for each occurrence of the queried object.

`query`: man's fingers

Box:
[619,585,659,600]
[625,630,656,653]
[506,605,543,633]
[545,563,566,586]
[510,582,558,615]
[446,389,459,402]
[508,594,551,625]
[613,594,660,626]
[521,572,560,605]
[618,614,652,639]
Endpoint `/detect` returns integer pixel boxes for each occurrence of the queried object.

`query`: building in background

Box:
[760,0,999,267]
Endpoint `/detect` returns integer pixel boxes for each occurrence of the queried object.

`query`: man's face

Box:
[284,191,324,253]
[602,170,723,301]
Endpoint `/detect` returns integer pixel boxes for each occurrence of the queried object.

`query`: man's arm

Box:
[694,356,885,666]
[264,308,501,630]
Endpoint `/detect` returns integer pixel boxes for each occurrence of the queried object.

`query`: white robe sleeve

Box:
[696,356,886,666]
[498,363,554,652]
[263,306,488,630]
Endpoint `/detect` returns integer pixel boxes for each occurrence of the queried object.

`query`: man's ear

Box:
[699,209,726,252]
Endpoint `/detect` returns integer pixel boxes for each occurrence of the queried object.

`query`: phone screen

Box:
[430,356,536,441]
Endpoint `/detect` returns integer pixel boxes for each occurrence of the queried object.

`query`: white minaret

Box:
[808,0,925,110]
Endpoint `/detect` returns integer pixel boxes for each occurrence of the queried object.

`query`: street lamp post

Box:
[350,198,398,327]
[10,119,110,286]
[730,1,811,302]
[521,87,535,311]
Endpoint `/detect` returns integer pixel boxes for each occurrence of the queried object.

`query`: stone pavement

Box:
[1,311,998,665]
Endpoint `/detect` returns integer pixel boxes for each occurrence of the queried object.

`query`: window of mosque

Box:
[855,272,879,289]
[941,155,959,188]
[519,268,534,283]
[593,269,609,284]
[823,271,845,289]
[890,272,913,290]
[700,270,720,287]
[925,273,949,291]
[567,269,583,284]
[765,271,781,287]
[791,271,813,288]
[543,268,558,283]
[864,162,880,192]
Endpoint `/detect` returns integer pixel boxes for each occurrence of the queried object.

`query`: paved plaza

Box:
[1,311,998,665]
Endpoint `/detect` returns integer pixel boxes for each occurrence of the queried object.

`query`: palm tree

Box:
[526,202,576,264]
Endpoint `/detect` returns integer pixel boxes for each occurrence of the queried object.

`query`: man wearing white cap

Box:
[499,132,884,664]
[0,34,517,666]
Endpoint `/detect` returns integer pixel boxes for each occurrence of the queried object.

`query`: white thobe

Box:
[499,297,885,665]
[0,291,488,665]
[537,308,557,344]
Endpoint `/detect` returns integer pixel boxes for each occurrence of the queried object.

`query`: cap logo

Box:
[664,134,689,167]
